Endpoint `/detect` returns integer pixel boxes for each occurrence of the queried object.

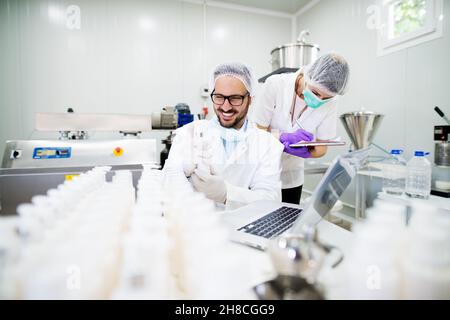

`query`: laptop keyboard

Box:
[238,207,303,239]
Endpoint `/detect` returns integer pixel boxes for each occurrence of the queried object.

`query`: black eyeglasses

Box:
[210,91,250,107]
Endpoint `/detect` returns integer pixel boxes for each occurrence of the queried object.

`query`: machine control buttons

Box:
[10,149,22,159]
[113,147,124,157]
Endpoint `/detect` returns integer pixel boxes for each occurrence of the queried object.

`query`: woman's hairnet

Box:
[304,53,350,96]
[210,62,255,96]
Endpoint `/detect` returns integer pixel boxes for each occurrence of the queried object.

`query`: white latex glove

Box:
[184,131,213,177]
[182,162,196,177]
[191,164,227,204]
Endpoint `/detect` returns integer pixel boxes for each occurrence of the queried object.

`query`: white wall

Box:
[296,0,450,161]
[0,0,291,156]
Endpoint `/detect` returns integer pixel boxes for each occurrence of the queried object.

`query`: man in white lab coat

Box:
[165,63,283,208]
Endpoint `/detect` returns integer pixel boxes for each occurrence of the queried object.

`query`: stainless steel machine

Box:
[340,111,385,219]
[340,111,385,151]
[259,30,320,83]
[432,107,450,198]
[270,30,320,71]
[0,113,157,216]
[2,139,156,169]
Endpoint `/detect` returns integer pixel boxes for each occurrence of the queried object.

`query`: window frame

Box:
[377,0,444,56]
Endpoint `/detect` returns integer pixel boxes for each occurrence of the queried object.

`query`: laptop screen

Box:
[291,148,369,231]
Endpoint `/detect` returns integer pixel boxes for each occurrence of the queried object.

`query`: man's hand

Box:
[182,162,196,177]
[191,164,227,204]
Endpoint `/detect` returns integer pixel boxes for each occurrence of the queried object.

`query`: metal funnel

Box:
[340,111,384,150]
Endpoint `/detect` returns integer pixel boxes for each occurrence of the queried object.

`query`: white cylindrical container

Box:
[401,204,450,299]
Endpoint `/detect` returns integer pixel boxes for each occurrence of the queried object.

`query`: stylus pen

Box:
[295,118,305,131]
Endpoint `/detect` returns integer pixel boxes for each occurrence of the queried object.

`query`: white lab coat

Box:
[252,69,338,189]
[166,119,284,209]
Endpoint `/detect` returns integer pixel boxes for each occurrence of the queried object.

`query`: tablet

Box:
[289,141,347,148]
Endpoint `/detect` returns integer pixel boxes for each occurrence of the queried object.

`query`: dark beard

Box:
[217,102,250,129]
[218,114,246,129]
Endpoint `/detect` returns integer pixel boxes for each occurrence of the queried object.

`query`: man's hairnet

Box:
[304,53,350,96]
[210,62,254,96]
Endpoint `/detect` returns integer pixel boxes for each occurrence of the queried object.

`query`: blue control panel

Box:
[33,147,72,159]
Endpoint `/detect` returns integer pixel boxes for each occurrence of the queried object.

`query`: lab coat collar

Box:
[204,118,254,171]
[285,68,318,132]
[209,118,255,169]
[223,120,259,168]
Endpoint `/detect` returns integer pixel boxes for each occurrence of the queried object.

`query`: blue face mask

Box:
[303,88,331,109]
[211,117,249,159]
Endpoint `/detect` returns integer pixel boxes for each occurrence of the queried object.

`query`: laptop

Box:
[222,149,369,250]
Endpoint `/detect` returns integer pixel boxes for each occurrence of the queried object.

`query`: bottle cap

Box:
[414,151,430,157]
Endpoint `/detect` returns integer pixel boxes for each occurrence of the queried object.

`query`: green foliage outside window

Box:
[393,0,427,36]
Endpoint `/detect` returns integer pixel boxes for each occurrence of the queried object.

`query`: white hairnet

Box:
[210,62,255,96]
[304,53,350,96]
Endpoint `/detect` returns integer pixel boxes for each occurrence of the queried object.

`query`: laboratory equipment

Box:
[270,30,319,72]
[0,113,157,217]
[2,112,156,169]
[434,126,450,166]
[35,112,152,138]
[339,111,386,219]
[253,225,342,300]
[2,139,156,169]
[382,150,407,196]
[160,131,174,169]
[340,111,385,150]
[432,165,450,197]
[405,151,432,200]
[0,165,144,217]
[175,103,194,128]
[268,227,343,283]
[253,275,324,300]
[174,103,190,115]
[151,106,178,129]
[259,30,320,83]
[431,107,450,198]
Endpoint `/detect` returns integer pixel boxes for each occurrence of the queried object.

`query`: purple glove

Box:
[279,129,314,158]
[280,129,314,144]
[282,143,312,158]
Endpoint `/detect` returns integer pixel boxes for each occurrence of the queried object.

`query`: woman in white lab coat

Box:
[253,53,350,204]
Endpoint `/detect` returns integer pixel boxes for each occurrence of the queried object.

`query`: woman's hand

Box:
[279,129,314,159]
[282,144,312,158]
[279,129,314,145]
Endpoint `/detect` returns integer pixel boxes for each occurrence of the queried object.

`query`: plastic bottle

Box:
[382,150,407,196]
[345,200,406,299]
[405,151,432,200]
[401,202,450,299]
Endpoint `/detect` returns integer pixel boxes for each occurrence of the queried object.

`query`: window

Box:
[377,0,443,56]
[391,0,427,37]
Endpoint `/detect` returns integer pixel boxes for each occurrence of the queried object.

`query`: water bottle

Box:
[382,150,407,196]
[405,151,432,199]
